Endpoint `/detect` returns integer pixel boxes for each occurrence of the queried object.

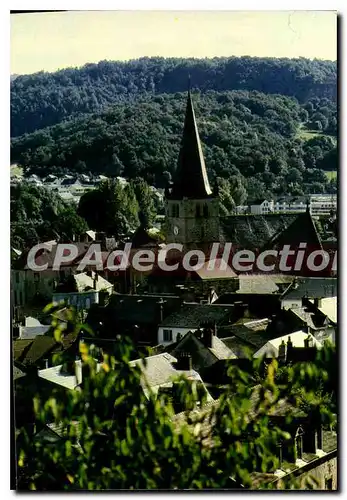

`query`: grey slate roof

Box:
[108,294,182,325]
[221,213,298,249]
[164,330,237,368]
[282,278,337,301]
[159,303,234,328]
[168,91,213,200]
[130,353,179,388]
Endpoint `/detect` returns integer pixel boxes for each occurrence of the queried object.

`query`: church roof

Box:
[221,214,298,249]
[264,209,323,250]
[169,91,213,200]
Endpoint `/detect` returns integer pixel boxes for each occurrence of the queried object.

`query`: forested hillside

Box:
[11,89,337,198]
[11,56,336,137]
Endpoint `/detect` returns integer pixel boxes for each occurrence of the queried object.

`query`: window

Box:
[163,329,173,342]
[203,204,208,217]
[196,204,201,217]
[325,478,333,490]
[172,204,179,218]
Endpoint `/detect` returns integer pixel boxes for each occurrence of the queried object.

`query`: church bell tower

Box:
[165,90,220,250]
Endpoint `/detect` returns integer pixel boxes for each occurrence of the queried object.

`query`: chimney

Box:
[201,326,213,348]
[75,359,82,386]
[175,353,193,371]
[93,272,98,290]
[286,336,293,358]
[303,324,311,335]
[314,298,322,308]
[234,301,246,319]
[278,340,286,362]
[157,299,166,323]
[304,335,313,348]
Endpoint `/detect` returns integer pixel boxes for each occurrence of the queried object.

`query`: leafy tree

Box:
[15,308,336,490]
[11,183,88,250]
[78,179,140,237]
[130,178,157,228]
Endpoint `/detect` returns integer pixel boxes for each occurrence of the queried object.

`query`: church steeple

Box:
[170,90,213,199]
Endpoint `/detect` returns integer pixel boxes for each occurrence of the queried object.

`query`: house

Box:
[38,358,100,390]
[249,199,274,215]
[11,241,90,313]
[18,316,50,339]
[253,331,322,359]
[214,292,281,319]
[309,297,337,325]
[148,256,239,296]
[286,303,336,345]
[157,303,237,345]
[154,327,236,372]
[172,387,337,489]
[273,196,308,214]
[129,352,214,407]
[53,271,113,310]
[13,331,80,370]
[236,274,294,295]
[281,278,337,310]
[86,293,183,345]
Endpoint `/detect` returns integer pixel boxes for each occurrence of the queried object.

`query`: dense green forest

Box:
[11,90,337,197]
[11,56,336,137]
[10,57,337,204]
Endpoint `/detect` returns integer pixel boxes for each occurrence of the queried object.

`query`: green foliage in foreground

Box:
[16,306,336,490]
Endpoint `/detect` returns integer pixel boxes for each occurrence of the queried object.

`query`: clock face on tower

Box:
[173,226,179,236]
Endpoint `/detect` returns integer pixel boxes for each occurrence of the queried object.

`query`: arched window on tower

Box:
[203,204,209,217]
[196,204,201,218]
[295,426,304,460]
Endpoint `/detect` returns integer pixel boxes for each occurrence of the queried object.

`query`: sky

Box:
[10,10,337,75]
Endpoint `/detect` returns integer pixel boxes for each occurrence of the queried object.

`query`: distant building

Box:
[53,271,113,310]
[157,303,237,345]
[249,199,274,215]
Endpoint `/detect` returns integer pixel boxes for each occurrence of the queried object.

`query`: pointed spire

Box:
[170,91,213,199]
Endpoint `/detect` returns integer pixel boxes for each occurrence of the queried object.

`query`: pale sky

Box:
[11,10,337,75]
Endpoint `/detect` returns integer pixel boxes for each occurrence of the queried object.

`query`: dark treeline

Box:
[11,56,336,137]
[11,90,337,199]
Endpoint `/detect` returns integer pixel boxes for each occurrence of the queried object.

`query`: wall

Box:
[166,197,220,245]
[53,290,99,310]
[157,326,195,345]
[281,299,303,310]
[289,456,337,490]
[19,325,50,339]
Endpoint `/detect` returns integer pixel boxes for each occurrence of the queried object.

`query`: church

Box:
[165,90,220,252]
[162,90,334,276]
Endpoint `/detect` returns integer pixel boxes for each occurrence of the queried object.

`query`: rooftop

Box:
[282,278,337,301]
[160,303,234,329]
